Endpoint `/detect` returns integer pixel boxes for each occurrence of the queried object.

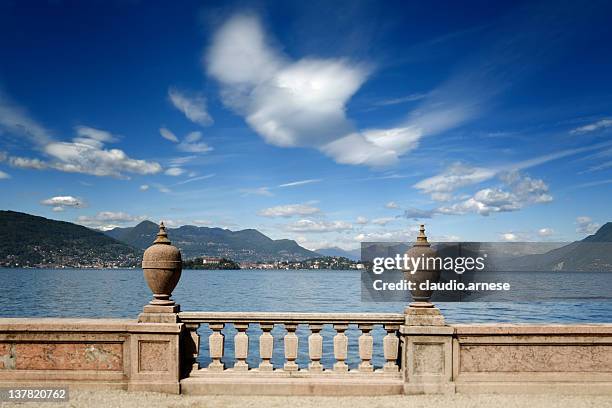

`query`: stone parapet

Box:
[0,318,183,394]
[1,317,612,395]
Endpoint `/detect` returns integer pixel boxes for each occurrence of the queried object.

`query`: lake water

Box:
[1,268,611,369]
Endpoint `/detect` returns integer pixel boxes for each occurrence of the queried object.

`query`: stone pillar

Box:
[401,225,455,394]
[139,222,182,324]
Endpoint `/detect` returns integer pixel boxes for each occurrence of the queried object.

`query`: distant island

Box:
[183,257,241,270]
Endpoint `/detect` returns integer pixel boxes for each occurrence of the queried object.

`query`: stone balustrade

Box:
[178,312,404,376]
[2,224,612,396]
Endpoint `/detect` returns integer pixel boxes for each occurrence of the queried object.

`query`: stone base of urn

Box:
[138,304,181,324]
[404,302,445,326]
[401,302,454,394]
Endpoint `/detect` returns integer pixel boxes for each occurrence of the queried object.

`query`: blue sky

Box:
[1,0,611,250]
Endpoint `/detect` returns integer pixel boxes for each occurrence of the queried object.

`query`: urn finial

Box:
[154,221,171,245]
[416,224,429,246]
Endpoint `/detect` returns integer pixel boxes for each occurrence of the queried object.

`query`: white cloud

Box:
[356,216,369,224]
[165,167,185,176]
[151,183,171,194]
[437,171,552,216]
[239,187,273,197]
[570,118,612,134]
[414,163,496,202]
[3,126,161,178]
[75,126,118,143]
[538,228,554,237]
[168,88,213,126]
[177,131,213,153]
[205,14,421,166]
[258,203,321,218]
[0,170,10,179]
[140,184,150,191]
[372,217,395,226]
[354,229,416,242]
[41,196,85,210]
[1,88,162,178]
[278,179,321,188]
[160,127,179,143]
[7,156,48,170]
[385,201,399,209]
[286,219,352,233]
[160,127,213,154]
[76,211,147,229]
[43,137,161,178]
[191,219,213,226]
[576,216,599,234]
[500,232,519,242]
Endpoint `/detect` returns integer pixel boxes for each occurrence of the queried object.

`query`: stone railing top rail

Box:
[0,318,181,333]
[452,323,612,335]
[178,311,405,325]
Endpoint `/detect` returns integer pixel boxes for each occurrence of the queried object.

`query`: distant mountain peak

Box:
[583,222,612,243]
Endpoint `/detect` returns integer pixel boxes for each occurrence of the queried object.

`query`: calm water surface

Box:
[2,268,610,369]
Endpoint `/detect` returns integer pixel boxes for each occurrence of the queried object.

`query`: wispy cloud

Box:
[160,127,179,143]
[278,179,321,188]
[0,170,9,179]
[177,131,213,153]
[258,203,320,218]
[371,93,427,107]
[165,167,185,176]
[286,219,352,233]
[0,88,52,147]
[168,87,213,126]
[570,118,612,134]
[176,173,215,185]
[160,127,213,154]
[239,186,273,197]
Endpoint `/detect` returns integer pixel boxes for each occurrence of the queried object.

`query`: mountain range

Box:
[105,220,318,262]
[2,210,611,270]
[0,211,319,266]
[498,222,612,272]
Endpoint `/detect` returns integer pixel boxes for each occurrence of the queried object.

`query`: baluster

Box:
[383,324,400,372]
[357,324,374,372]
[283,323,299,371]
[308,324,323,372]
[258,323,274,371]
[208,322,225,371]
[333,323,349,372]
[184,323,201,374]
[233,323,249,371]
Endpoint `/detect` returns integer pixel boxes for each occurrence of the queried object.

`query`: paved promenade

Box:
[4,390,612,408]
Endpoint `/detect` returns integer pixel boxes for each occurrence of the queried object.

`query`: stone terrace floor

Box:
[4,391,612,408]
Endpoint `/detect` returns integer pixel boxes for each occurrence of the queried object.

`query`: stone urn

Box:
[142,222,182,308]
[403,225,440,305]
